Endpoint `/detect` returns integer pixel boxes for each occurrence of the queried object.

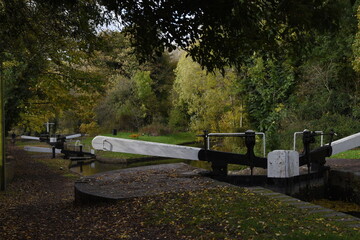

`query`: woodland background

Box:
[2,0,360,151]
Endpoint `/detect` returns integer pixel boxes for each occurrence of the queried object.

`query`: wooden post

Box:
[52,146,56,159]
[0,61,5,190]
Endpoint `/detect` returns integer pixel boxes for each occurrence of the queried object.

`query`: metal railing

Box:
[293,130,323,151]
[206,131,266,157]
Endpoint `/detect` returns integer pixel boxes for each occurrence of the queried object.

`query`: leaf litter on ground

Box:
[1,145,360,239]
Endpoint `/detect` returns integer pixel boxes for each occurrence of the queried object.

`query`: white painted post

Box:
[44,122,54,133]
[267,150,299,178]
[256,132,266,157]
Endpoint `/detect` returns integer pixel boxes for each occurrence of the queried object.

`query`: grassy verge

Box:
[330,148,360,159]
[312,199,360,213]
[82,132,196,145]
[35,156,79,179]
[14,139,49,147]
[142,186,360,239]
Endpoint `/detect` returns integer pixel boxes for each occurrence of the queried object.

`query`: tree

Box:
[172,52,245,133]
[240,56,295,150]
[269,0,360,149]
[1,0,343,131]
[95,75,143,131]
[93,32,177,132]
[133,71,157,122]
[3,0,338,74]
[101,0,340,72]
[243,56,295,132]
[0,0,109,132]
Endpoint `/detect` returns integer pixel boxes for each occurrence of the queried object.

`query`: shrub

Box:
[139,122,172,136]
[79,121,101,136]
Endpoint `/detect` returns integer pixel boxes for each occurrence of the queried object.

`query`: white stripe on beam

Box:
[92,136,200,160]
[331,132,360,156]
[21,135,40,141]
[66,133,82,139]
[24,146,61,153]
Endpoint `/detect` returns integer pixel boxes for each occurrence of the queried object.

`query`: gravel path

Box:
[0,146,160,239]
[0,146,223,239]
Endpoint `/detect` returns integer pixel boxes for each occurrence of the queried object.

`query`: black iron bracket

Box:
[299,130,335,173]
[197,130,267,176]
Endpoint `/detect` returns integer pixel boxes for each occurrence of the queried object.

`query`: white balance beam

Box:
[330,132,360,156]
[66,133,82,139]
[21,135,40,141]
[24,146,61,153]
[92,136,201,160]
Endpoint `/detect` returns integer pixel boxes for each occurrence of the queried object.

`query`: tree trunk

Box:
[0,61,5,190]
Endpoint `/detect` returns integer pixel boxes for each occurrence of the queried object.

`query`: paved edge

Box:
[247,186,360,229]
[74,163,221,205]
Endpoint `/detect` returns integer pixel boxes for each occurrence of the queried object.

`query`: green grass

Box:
[14,139,48,147]
[142,186,360,239]
[84,131,196,145]
[35,157,79,179]
[312,199,360,213]
[330,148,360,159]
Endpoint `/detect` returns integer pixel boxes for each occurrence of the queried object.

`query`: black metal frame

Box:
[197,129,335,177]
[197,130,267,176]
[38,134,96,160]
[299,130,335,173]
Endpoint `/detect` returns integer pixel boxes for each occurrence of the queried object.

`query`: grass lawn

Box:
[141,187,360,239]
[13,138,49,147]
[330,148,360,159]
[35,157,79,179]
[83,131,197,144]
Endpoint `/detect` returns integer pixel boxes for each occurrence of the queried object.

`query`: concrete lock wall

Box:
[267,150,299,178]
[328,170,360,204]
